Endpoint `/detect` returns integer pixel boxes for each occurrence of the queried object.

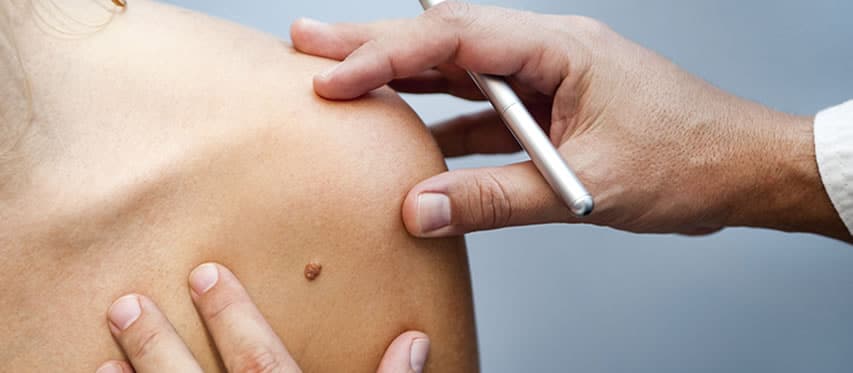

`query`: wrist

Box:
[723,105,848,239]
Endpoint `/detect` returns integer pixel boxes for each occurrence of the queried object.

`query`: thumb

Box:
[376,331,430,373]
[402,162,571,237]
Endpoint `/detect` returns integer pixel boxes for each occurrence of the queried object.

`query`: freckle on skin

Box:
[304,262,322,281]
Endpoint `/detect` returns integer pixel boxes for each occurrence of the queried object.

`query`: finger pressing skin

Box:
[430,109,521,157]
[376,331,430,373]
[301,2,574,99]
[294,20,487,101]
[94,360,134,373]
[188,263,301,373]
[106,294,203,373]
[402,162,576,237]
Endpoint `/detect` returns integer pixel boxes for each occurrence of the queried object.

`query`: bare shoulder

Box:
[1,1,478,372]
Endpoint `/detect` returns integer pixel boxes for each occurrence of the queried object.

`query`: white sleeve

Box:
[814,100,853,235]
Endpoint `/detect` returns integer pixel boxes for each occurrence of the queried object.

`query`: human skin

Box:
[0,0,477,371]
[96,263,430,373]
[290,1,850,242]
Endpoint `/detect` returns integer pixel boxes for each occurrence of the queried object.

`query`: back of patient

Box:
[0,1,478,371]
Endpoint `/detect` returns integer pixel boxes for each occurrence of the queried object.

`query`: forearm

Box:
[723,106,850,241]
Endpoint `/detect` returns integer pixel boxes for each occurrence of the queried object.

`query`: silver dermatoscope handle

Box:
[418,0,594,216]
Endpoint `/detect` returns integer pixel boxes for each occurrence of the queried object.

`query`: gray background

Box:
[165,0,853,371]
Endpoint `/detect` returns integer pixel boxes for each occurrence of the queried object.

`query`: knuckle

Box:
[471,171,513,229]
[425,1,475,28]
[350,38,381,59]
[130,327,167,361]
[231,346,288,373]
[359,39,398,78]
[204,296,243,324]
[566,15,612,42]
[358,38,381,52]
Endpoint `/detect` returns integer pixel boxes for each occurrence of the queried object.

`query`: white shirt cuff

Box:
[814,100,853,235]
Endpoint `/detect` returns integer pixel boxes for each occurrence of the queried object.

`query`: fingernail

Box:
[95,361,123,373]
[189,263,219,295]
[108,295,141,331]
[417,193,451,233]
[319,63,341,80]
[298,17,328,29]
[410,338,430,373]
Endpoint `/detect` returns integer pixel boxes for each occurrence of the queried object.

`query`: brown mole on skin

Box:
[304,262,322,281]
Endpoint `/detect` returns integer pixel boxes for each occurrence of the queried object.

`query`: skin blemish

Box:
[304,261,322,281]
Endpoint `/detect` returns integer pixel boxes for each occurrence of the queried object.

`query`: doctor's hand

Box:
[95,263,430,373]
[291,2,845,240]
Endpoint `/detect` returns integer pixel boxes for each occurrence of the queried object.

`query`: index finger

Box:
[105,294,203,373]
[187,263,302,373]
[292,1,577,99]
